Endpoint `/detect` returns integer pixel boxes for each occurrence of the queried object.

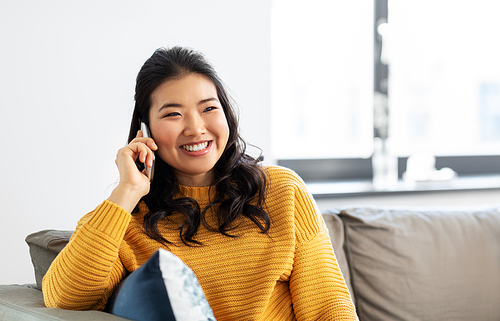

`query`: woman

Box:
[43,47,357,320]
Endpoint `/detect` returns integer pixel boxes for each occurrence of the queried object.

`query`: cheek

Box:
[153,126,179,148]
[215,116,230,142]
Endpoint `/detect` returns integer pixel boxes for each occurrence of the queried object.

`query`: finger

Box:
[129,136,156,149]
[136,129,144,138]
[120,142,147,163]
[141,146,156,168]
[146,139,158,151]
[123,141,155,171]
[143,143,155,167]
[139,148,148,164]
[146,150,155,168]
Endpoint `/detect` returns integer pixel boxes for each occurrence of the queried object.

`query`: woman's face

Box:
[148,73,229,186]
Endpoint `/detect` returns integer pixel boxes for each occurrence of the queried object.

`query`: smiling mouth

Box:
[181,141,210,152]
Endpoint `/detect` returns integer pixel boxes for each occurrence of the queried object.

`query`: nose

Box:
[183,113,205,137]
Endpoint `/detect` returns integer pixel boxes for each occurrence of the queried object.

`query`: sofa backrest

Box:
[28,206,500,321]
[330,206,500,321]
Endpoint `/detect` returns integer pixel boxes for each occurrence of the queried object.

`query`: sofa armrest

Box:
[0,284,129,321]
[25,230,73,290]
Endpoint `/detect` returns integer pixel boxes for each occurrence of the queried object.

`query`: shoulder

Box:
[263,165,325,243]
[262,165,313,205]
[263,165,306,189]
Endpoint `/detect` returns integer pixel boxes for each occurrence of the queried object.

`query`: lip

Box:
[179,140,212,156]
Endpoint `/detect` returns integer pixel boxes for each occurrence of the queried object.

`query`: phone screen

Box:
[140,122,155,181]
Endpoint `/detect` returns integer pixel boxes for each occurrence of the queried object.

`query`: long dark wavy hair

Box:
[128,46,269,246]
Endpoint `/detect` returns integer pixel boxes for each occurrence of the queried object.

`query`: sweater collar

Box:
[178,184,216,202]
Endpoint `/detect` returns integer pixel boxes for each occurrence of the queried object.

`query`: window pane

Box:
[271,0,374,159]
[389,0,500,156]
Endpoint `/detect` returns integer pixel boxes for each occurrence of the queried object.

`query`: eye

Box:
[163,112,181,118]
[204,106,217,112]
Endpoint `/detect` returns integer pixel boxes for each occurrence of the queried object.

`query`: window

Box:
[272,0,500,185]
[389,0,500,156]
[271,0,373,159]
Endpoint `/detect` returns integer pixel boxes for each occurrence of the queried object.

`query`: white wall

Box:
[0,0,271,284]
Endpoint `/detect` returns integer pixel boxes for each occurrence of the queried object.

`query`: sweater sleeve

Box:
[282,167,357,320]
[42,200,131,311]
[290,229,358,320]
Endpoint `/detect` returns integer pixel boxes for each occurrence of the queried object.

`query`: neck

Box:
[174,169,215,187]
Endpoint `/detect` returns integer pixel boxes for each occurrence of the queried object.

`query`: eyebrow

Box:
[157,97,220,113]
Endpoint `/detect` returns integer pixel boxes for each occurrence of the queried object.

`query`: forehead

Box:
[151,73,218,105]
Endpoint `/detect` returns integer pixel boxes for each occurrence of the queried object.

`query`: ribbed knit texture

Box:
[43,166,357,320]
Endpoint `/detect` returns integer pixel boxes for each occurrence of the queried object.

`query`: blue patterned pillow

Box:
[106,249,215,321]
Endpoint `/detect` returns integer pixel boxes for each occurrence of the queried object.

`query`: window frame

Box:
[278,155,500,183]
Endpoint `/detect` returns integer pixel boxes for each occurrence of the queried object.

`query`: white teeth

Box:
[182,142,209,152]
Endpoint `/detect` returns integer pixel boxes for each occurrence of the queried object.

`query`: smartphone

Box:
[140,122,155,181]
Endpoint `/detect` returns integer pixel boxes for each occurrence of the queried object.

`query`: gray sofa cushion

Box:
[25,230,73,290]
[0,284,128,320]
[340,206,500,321]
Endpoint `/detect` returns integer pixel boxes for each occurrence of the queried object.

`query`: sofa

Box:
[1,205,500,320]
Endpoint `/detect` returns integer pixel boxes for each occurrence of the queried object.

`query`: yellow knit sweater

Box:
[43,166,357,320]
